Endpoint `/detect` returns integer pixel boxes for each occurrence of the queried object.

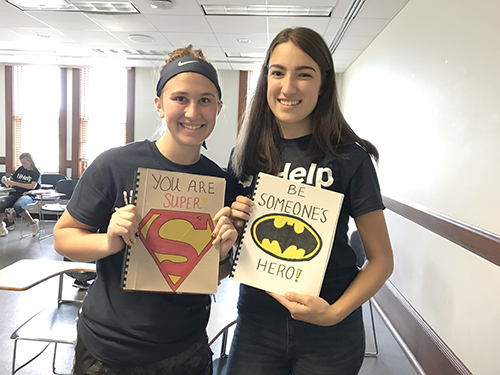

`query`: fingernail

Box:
[213,215,219,222]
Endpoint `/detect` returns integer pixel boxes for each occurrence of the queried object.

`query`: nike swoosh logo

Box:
[178,60,198,66]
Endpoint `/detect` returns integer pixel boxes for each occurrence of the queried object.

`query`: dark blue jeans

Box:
[226,307,365,375]
[0,194,35,214]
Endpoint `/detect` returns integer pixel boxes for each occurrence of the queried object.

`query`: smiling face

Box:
[267,41,322,139]
[154,72,222,163]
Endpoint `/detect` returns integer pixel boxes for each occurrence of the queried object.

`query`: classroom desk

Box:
[0,259,96,374]
[0,259,96,291]
[0,187,15,200]
[0,187,15,194]
[25,189,64,200]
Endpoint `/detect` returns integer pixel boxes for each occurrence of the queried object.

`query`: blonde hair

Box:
[160,45,213,72]
[19,152,39,172]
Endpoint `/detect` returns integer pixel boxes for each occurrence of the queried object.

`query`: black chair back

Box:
[55,179,78,200]
[41,173,68,189]
[350,230,366,268]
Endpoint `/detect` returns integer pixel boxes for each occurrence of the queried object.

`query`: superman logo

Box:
[138,209,214,291]
[251,213,322,261]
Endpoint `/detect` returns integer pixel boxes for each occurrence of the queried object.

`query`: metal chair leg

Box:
[365,299,379,357]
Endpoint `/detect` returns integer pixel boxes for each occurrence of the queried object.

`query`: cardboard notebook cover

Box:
[230,172,344,296]
[122,168,226,294]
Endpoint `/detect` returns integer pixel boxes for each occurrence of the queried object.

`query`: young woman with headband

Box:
[226,27,394,374]
[54,45,238,375]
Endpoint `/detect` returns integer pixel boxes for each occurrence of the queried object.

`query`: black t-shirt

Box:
[229,135,384,317]
[67,140,238,367]
[10,166,40,198]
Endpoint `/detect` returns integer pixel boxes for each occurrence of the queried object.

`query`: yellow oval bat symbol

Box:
[250,214,322,261]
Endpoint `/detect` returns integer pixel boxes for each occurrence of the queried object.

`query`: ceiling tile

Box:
[336,35,375,51]
[206,15,268,34]
[268,17,330,35]
[163,32,219,48]
[215,33,269,48]
[0,29,20,40]
[197,0,265,5]
[197,46,226,60]
[109,31,173,50]
[10,27,75,43]
[345,17,391,37]
[60,29,124,44]
[25,11,103,30]
[136,0,204,16]
[268,0,339,7]
[0,0,409,70]
[0,8,47,28]
[86,14,157,32]
[147,15,212,32]
[333,49,364,60]
[222,46,268,54]
[358,0,410,19]
[325,17,344,35]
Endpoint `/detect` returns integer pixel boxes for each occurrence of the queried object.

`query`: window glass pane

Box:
[15,65,60,172]
[83,67,127,165]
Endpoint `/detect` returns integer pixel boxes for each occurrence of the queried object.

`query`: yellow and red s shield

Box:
[138,209,214,291]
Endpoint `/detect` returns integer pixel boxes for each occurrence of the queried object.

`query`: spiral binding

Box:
[230,173,261,278]
[122,169,141,288]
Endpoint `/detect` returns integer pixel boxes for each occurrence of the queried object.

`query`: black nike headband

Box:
[156,56,222,100]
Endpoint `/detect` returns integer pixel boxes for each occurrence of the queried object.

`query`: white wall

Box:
[340,0,500,374]
[134,68,239,167]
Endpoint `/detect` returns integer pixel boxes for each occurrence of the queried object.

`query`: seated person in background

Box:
[0,152,40,237]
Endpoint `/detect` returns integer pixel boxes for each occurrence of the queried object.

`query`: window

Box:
[12,65,60,172]
[80,67,127,167]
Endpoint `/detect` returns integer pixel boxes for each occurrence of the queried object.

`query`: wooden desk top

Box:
[0,259,96,291]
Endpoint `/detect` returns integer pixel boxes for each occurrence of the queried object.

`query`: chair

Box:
[40,174,68,190]
[0,172,12,187]
[52,179,78,202]
[350,229,379,357]
[10,272,90,374]
[207,302,237,375]
[39,179,78,240]
[18,201,40,239]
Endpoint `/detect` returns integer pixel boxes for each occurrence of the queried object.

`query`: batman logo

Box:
[251,214,322,261]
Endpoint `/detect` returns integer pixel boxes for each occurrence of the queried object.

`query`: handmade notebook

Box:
[231,172,344,296]
[122,168,226,294]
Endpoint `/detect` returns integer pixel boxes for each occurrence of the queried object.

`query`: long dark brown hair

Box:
[230,27,378,179]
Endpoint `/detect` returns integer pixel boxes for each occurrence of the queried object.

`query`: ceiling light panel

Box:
[202,5,333,17]
[6,0,140,13]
